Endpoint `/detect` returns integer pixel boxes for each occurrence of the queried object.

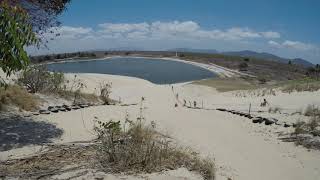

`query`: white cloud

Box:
[269,40,316,51]
[282,40,315,51]
[268,40,281,47]
[45,21,282,43]
[98,23,149,33]
[261,31,281,39]
[32,21,319,63]
[94,21,279,41]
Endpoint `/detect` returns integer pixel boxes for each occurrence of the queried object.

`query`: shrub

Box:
[257,77,267,84]
[238,62,248,71]
[17,66,65,93]
[94,119,215,179]
[268,107,281,113]
[99,82,112,105]
[281,79,320,93]
[304,105,320,117]
[0,85,38,111]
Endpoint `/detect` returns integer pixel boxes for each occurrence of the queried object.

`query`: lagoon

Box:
[47,57,216,84]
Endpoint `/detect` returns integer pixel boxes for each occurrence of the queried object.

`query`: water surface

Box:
[47,57,216,84]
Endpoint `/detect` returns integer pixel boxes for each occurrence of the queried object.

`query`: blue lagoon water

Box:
[47,57,216,84]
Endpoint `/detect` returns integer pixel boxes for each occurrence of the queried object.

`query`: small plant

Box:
[243,58,250,62]
[257,77,267,84]
[94,101,215,179]
[268,107,281,114]
[304,105,320,117]
[99,82,112,105]
[238,62,248,71]
[94,118,215,179]
[0,85,38,111]
[17,66,65,93]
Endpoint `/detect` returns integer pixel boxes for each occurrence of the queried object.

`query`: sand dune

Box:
[1,73,320,179]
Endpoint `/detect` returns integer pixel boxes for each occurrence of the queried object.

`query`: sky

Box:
[29,0,320,64]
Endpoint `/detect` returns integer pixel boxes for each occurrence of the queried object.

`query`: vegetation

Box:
[0,0,70,80]
[304,105,320,117]
[268,107,281,114]
[280,78,320,93]
[17,66,64,93]
[306,64,320,80]
[238,62,248,71]
[0,85,38,111]
[17,66,99,104]
[0,1,37,77]
[289,105,320,149]
[94,118,215,179]
[194,77,258,92]
[99,82,112,105]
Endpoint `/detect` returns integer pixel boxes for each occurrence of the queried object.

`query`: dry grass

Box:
[194,77,257,92]
[0,85,39,111]
[281,79,320,93]
[304,105,320,117]
[94,119,215,179]
[288,110,320,150]
[54,90,100,104]
[0,142,97,179]
[268,107,282,114]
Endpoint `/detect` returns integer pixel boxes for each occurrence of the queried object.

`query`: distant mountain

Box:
[108,47,145,51]
[291,58,315,67]
[222,50,314,67]
[168,48,314,67]
[168,48,218,54]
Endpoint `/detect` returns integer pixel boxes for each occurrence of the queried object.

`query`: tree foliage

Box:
[0,1,37,77]
[0,0,70,79]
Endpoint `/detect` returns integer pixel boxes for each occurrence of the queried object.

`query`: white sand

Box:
[1,72,320,180]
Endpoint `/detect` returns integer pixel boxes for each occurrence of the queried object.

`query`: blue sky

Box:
[31,0,320,64]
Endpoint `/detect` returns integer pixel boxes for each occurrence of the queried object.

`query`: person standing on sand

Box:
[194,101,197,108]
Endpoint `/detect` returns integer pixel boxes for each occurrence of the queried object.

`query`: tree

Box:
[238,62,249,71]
[0,0,70,79]
[0,1,37,78]
[243,58,250,62]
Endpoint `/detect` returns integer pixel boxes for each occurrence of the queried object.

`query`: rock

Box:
[32,112,40,116]
[264,118,278,125]
[252,117,264,123]
[231,111,238,114]
[284,123,291,128]
[62,105,72,111]
[58,107,66,112]
[39,109,50,114]
[216,108,227,111]
[23,114,32,118]
[49,108,59,113]
[238,113,245,116]
[79,104,89,108]
[71,105,80,110]
[48,106,54,110]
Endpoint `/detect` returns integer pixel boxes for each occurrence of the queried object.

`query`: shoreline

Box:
[42,55,253,78]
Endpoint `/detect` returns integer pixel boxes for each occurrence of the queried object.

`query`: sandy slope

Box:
[1,73,320,179]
